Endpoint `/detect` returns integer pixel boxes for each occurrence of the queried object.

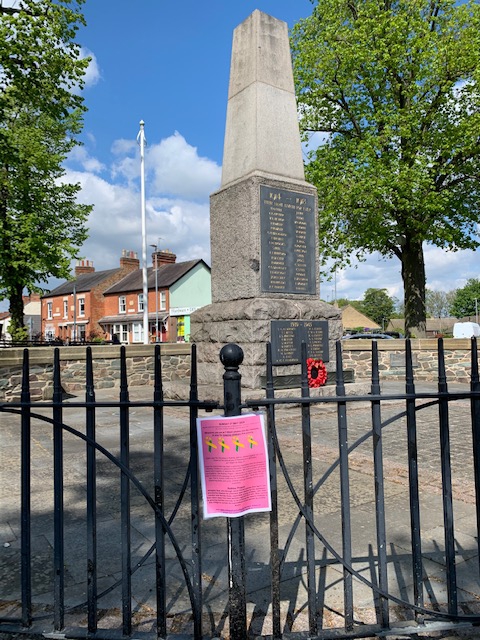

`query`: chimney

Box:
[120,249,140,272]
[152,249,177,267]
[75,259,95,276]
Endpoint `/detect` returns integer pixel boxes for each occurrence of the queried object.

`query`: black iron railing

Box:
[1,339,480,639]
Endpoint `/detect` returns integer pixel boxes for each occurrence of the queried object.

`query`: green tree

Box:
[426,288,456,318]
[327,297,366,312]
[332,297,352,308]
[450,279,480,319]
[292,0,480,337]
[0,0,92,333]
[359,288,395,327]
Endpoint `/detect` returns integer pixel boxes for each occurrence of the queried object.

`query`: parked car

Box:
[342,333,395,340]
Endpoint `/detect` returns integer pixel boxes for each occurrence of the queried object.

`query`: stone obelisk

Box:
[190,10,341,390]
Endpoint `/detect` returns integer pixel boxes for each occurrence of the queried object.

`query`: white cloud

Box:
[321,243,480,304]
[322,254,403,303]
[424,245,479,292]
[148,132,222,200]
[148,197,211,263]
[112,138,137,156]
[110,140,139,187]
[67,147,105,174]
[110,131,221,200]
[81,48,101,88]
[60,133,216,277]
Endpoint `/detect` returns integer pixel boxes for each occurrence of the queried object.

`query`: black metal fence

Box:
[1,339,480,639]
[0,338,111,348]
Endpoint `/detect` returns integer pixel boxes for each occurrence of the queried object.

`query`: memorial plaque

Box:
[260,186,316,294]
[271,320,329,365]
[390,353,418,368]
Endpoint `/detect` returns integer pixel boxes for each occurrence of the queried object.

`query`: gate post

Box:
[220,343,247,640]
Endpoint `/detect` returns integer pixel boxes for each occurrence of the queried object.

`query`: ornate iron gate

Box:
[1,339,480,639]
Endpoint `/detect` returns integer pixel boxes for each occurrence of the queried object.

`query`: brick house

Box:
[100,250,211,343]
[0,294,41,341]
[41,251,140,342]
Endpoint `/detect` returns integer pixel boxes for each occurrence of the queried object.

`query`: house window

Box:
[78,297,85,317]
[119,296,126,314]
[47,301,53,320]
[114,323,129,343]
[160,291,166,311]
[138,294,144,312]
[132,322,144,343]
[63,300,68,318]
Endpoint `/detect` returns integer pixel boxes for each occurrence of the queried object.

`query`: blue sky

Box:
[5,0,479,310]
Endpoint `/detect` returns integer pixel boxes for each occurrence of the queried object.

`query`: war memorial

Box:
[2,11,480,640]
[190,10,342,390]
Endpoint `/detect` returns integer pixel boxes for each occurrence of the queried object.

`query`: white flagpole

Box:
[137,120,149,344]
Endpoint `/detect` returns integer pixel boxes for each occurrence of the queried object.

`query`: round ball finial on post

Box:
[220,343,243,417]
[220,343,244,369]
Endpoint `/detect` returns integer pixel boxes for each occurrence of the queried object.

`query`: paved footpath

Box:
[2,382,480,639]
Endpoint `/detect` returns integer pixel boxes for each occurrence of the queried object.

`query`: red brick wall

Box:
[41,258,143,341]
[103,288,170,317]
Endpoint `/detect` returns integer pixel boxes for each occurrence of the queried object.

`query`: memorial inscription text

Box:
[271,320,329,365]
[260,186,316,294]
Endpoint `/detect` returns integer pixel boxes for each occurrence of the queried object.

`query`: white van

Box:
[453,322,480,338]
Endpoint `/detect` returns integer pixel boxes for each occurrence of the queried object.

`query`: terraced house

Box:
[41,251,140,342]
[41,250,211,344]
[100,250,211,343]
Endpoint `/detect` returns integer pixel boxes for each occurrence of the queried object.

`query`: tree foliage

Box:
[291,0,480,337]
[0,0,92,332]
[332,297,353,308]
[450,278,480,319]
[359,288,396,326]
[425,288,456,318]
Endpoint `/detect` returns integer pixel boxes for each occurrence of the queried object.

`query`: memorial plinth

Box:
[190,10,342,390]
[191,298,341,389]
[210,175,318,302]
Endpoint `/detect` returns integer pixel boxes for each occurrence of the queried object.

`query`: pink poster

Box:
[196,413,271,519]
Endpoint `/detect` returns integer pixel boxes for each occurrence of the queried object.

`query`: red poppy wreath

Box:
[306,358,327,388]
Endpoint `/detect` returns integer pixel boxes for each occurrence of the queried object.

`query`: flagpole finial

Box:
[137,120,146,146]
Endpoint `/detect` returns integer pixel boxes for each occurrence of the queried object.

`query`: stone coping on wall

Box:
[0,342,192,366]
[0,339,472,365]
[341,338,475,383]
[341,338,473,351]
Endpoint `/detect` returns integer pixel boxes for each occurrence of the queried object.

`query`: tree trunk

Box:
[9,282,25,333]
[1,169,25,334]
[401,238,427,338]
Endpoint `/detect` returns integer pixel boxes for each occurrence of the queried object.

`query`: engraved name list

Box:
[260,186,316,295]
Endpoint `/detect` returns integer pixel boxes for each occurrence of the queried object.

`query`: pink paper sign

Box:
[196,413,271,519]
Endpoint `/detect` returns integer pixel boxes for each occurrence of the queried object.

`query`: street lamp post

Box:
[150,244,159,342]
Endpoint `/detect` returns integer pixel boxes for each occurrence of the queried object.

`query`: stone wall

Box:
[1,339,477,402]
[0,344,191,402]
[341,338,476,384]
